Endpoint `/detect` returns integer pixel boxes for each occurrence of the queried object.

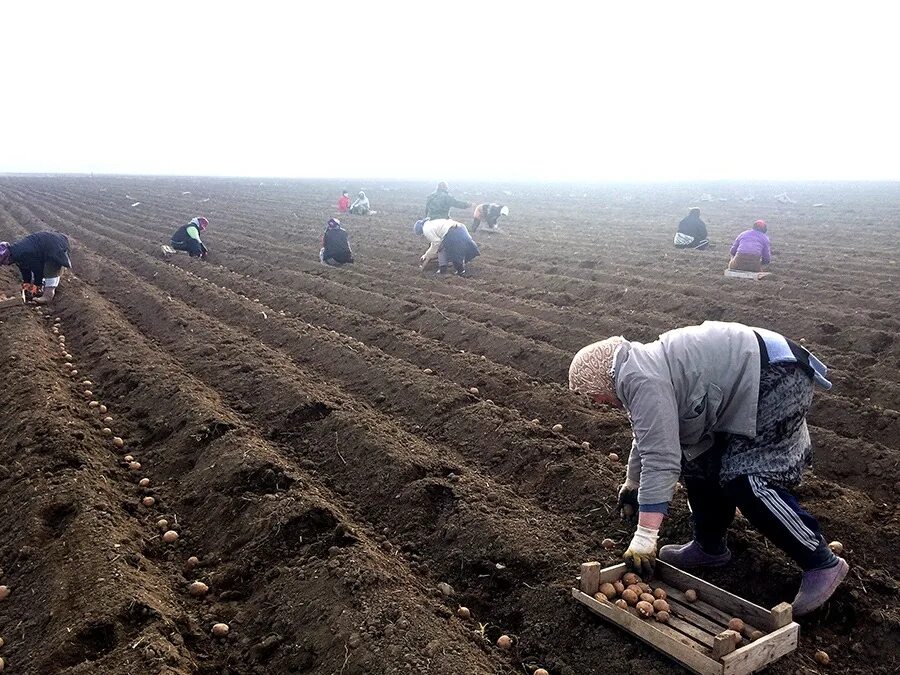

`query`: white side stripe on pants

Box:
[748,476,819,551]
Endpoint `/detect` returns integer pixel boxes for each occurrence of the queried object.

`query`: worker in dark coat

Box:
[424,182,470,220]
[170,217,209,258]
[674,208,709,250]
[0,231,72,304]
[320,218,354,266]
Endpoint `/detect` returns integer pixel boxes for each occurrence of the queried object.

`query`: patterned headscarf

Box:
[568,336,627,397]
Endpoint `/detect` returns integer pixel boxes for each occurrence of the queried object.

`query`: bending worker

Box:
[415,218,479,276]
[320,218,354,266]
[0,231,72,304]
[424,182,470,220]
[729,220,771,272]
[568,321,847,616]
[674,207,709,250]
[170,217,210,259]
[472,203,509,233]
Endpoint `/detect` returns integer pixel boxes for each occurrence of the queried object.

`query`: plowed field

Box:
[0,176,897,674]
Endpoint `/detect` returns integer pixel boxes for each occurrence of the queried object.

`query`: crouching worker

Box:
[320,218,354,266]
[415,219,479,276]
[0,231,72,304]
[472,203,509,233]
[170,217,209,258]
[729,220,771,272]
[674,207,709,250]
[568,321,848,616]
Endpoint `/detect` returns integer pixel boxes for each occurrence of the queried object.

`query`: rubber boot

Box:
[791,557,849,616]
[658,540,732,568]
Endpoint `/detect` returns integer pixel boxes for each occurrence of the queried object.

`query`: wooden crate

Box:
[723,269,772,280]
[573,561,798,675]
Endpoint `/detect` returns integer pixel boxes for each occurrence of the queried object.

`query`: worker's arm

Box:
[421,239,441,263]
[451,197,471,209]
[186,225,202,243]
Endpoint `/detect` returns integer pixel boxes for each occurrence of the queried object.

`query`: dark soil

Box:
[0,176,897,674]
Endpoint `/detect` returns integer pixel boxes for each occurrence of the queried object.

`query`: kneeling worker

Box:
[170,217,210,259]
[0,231,72,304]
[674,208,709,250]
[320,218,354,266]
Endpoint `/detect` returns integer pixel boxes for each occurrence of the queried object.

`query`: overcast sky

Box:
[2,2,898,182]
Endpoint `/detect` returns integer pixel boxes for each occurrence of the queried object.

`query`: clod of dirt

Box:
[469,387,479,395]
[113,437,125,448]
[211,623,229,637]
[552,424,563,432]
[815,650,830,665]
[141,497,155,507]
[608,453,619,462]
[437,582,454,597]
[162,530,179,544]
[0,586,9,601]
[497,634,512,650]
[684,589,698,602]
[189,581,209,597]
[828,541,844,555]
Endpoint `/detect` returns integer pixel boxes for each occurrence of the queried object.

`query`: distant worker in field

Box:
[169,217,209,259]
[320,218,354,266]
[337,190,351,213]
[424,182,471,221]
[569,321,848,616]
[729,220,771,272]
[471,203,509,233]
[674,207,709,250]
[0,231,72,304]
[349,190,371,215]
[415,218,479,276]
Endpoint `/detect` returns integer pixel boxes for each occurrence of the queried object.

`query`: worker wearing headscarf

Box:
[424,182,471,221]
[416,218,479,276]
[170,217,209,258]
[674,207,709,250]
[729,220,771,272]
[320,218,354,266]
[0,231,72,304]
[569,321,847,616]
[472,204,509,232]
[350,191,371,215]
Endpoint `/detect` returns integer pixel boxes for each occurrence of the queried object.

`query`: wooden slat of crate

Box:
[721,623,799,675]
[654,581,759,641]
[657,562,790,631]
[572,589,720,675]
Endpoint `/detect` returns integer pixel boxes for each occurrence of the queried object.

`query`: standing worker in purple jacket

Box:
[729,220,772,272]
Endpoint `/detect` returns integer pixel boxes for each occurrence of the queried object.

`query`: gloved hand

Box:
[616,482,639,521]
[623,525,659,578]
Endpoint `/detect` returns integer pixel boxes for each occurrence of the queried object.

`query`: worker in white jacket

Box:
[414,218,480,276]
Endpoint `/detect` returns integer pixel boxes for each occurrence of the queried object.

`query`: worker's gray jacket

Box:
[615,321,761,507]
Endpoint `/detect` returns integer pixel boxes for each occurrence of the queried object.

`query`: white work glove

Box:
[624,525,659,578]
